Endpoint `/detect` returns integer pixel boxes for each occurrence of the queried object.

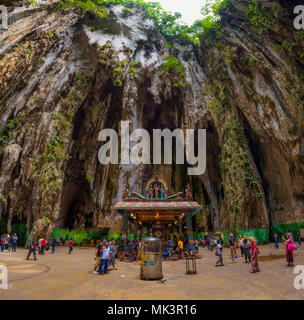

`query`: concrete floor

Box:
[0,244,304,300]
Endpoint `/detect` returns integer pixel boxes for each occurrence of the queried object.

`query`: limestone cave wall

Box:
[0,0,303,236]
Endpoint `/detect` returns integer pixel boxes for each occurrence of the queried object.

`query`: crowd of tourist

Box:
[92,240,118,275]
[26,235,74,260]
[201,230,301,272]
[1,228,302,274]
[89,228,303,275]
[0,233,18,252]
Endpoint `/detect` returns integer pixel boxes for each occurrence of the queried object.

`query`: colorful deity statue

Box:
[185,184,192,199]
[153,184,159,199]
[160,187,164,199]
[145,178,169,200]
[122,185,129,199]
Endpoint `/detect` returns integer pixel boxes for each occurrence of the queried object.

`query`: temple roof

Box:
[113,200,202,212]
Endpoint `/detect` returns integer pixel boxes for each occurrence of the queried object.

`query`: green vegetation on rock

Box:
[162,56,184,77]
[34,111,73,195]
[246,0,280,34]
[0,118,20,154]
[58,0,231,45]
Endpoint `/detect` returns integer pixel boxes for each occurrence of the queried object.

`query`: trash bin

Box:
[185,256,196,274]
[140,237,163,280]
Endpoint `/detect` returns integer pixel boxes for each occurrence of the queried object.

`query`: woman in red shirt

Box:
[1,237,5,252]
[41,238,47,254]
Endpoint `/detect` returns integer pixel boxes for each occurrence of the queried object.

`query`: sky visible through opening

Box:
[146,0,207,25]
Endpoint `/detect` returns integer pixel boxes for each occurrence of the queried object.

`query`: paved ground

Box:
[0,244,304,300]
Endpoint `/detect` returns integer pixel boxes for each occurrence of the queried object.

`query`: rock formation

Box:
[0,0,303,236]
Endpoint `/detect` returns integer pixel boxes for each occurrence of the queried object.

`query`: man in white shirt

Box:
[99,242,111,275]
[38,238,43,255]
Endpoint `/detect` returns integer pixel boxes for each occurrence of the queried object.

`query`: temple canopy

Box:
[112,178,202,246]
[114,201,201,211]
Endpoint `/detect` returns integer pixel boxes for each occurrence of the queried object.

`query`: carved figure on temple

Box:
[122,185,129,199]
[185,184,192,199]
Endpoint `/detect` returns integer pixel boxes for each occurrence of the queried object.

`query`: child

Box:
[274,233,279,249]
[68,239,73,253]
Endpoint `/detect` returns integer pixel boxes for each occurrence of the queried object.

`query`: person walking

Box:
[194,239,199,253]
[250,239,260,273]
[46,238,50,251]
[239,235,244,257]
[244,236,251,263]
[229,234,237,263]
[12,233,18,252]
[215,237,224,266]
[234,233,238,249]
[93,240,104,274]
[132,240,138,263]
[206,237,210,251]
[26,235,37,260]
[1,235,5,252]
[51,238,56,253]
[282,233,294,267]
[274,233,279,249]
[136,239,142,263]
[109,240,117,269]
[297,231,301,247]
[38,237,43,254]
[68,239,73,253]
[178,238,183,259]
[210,238,214,252]
[4,234,9,251]
[41,237,46,254]
[168,237,174,255]
[8,234,13,252]
[99,242,110,275]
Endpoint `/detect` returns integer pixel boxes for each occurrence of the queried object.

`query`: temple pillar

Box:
[134,219,138,239]
[187,213,194,251]
[122,213,128,243]
[179,220,182,236]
